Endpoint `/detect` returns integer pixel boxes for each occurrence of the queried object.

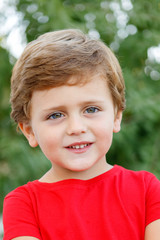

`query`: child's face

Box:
[19,75,122,178]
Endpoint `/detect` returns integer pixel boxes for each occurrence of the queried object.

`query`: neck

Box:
[39,158,113,183]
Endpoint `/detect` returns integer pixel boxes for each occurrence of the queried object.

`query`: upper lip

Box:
[65,141,92,148]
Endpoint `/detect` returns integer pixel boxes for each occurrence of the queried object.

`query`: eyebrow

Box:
[41,100,105,113]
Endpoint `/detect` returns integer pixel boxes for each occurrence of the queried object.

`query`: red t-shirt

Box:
[3,165,160,240]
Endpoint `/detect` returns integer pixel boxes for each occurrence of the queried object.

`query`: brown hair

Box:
[10,29,125,123]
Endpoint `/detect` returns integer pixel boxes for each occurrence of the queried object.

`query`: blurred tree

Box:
[0,45,50,213]
[108,0,160,174]
[0,0,160,213]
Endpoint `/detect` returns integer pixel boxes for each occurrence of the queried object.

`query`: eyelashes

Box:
[47,106,101,120]
[84,107,100,114]
[48,112,64,120]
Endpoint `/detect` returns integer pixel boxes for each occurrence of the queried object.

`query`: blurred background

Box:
[0,0,160,237]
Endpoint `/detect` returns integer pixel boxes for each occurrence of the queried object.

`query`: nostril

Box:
[67,127,86,136]
[66,122,87,136]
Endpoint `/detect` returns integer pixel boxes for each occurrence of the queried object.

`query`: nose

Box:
[66,114,87,136]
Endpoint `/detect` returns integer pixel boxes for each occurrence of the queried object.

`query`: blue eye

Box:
[85,107,99,114]
[48,112,64,119]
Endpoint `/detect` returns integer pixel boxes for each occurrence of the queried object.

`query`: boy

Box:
[3,29,160,240]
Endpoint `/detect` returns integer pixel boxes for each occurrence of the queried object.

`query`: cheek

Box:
[36,128,62,154]
[95,120,114,147]
[95,118,114,136]
[100,128,113,145]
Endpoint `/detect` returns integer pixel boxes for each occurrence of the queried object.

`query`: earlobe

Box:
[18,122,38,148]
[113,111,122,133]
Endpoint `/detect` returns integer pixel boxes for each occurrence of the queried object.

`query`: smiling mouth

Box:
[65,142,92,153]
[68,143,90,149]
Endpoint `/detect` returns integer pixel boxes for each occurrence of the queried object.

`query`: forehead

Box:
[31,74,112,106]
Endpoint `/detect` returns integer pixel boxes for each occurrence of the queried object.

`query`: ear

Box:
[113,111,122,133]
[18,122,38,148]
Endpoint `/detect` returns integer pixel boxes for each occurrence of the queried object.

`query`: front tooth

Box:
[82,144,87,148]
[70,144,88,149]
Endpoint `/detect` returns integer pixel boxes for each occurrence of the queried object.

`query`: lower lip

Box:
[65,143,92,154]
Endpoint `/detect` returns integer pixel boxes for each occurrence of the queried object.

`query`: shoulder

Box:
[3,181,42,239]
[114,165,160,199]
[3,181,40,217]
[116,165,160,226]
[4,181,38,201]
[116,165,160,184]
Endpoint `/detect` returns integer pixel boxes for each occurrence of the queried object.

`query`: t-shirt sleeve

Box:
[145,173,160,226]
[3,187,41,240]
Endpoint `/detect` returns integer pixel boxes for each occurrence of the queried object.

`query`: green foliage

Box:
[0,0,160,214]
